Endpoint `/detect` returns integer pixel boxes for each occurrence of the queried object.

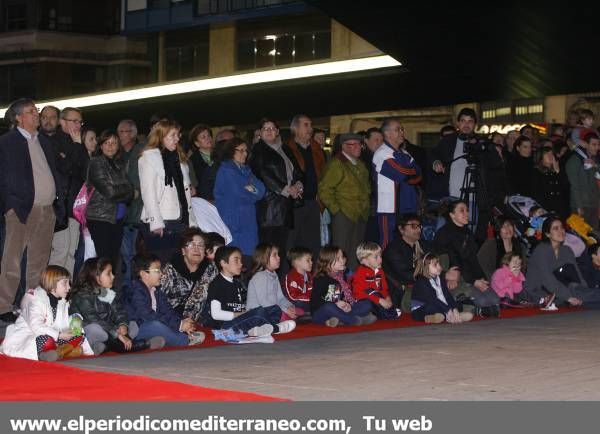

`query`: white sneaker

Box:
[188,331,206,346]
[247,324,274,337]
[274,320,296,334]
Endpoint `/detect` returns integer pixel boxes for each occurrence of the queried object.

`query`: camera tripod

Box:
[459,160,487,234]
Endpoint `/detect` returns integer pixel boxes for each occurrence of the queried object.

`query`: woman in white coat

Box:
[139,120,198,262]
[1,266,93,361]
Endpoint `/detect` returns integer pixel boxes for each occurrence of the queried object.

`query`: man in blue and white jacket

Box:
[372,118,422,249]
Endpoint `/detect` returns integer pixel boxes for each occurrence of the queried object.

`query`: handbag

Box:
[552,263,581,285]
[72,183,95,228]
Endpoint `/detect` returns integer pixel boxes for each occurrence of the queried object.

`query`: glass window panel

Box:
[275,34,293,66]
[294,33,314,63]
[255,38,275,68]
[237,39,255,70]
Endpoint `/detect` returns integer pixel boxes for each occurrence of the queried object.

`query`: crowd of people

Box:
[2,97,600,362]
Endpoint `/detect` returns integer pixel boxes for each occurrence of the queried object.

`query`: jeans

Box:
[312,299,373,325]
[136,320,188,347]
[221,305,282,334]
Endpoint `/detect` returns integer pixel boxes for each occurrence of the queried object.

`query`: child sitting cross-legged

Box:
[1,266,94,361]
[310,245,376,327]
[412,253,473,324]
[70,258,166,355]
[283,247,313,315]
[126,253,205,347]
[247,243,302,323]
[202,246,296,338]
[352,242,400,320]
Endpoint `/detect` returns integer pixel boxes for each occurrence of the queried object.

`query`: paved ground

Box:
[61,310,600,401]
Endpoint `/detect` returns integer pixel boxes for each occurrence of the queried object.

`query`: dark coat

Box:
[428,133,459,199]
[86,154,134,224]
[507,153,534,196]
[433,220,485,284]
[0,128,65,225]
[69,283,129,338]
[383,237,430,288]
[125,279,182,332]
[249,140,302,228]
[190,149,215,201]
[412,276,458,312]
[531,167,570,219]
[40,129,86,224]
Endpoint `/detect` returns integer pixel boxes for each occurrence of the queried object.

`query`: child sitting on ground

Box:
[182,232,225,324]
[310,245,376,327]
[491,252,529,307]
[1,266,93,361]
[352,242,400,320]
[283,246,314,313]
[202,246,296,338]
[412,253,473,324]
[247,243,302,321]
[127,253,205,347]
[70,258,165,355]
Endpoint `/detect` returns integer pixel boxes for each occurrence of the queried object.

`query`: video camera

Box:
[459,133,493,165]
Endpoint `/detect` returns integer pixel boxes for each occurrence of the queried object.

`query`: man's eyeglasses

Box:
[405,223,422,229]
[185,242,205,249]
[145,268,162,274]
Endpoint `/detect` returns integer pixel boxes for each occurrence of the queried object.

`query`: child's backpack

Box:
[72,184,95,228]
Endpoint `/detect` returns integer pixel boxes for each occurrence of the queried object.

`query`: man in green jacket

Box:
[318,133,371,270]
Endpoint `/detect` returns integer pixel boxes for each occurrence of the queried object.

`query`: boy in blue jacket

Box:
[127,253,204,347]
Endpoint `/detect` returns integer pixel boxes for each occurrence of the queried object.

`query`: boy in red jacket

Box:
[352,242,400,319]
[283,247,313,313]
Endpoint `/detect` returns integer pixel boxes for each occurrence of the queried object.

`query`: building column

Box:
[157,31,167,82]
[209,23,236,76]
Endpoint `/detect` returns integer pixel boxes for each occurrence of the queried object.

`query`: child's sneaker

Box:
[148,336,166,350]
[359,313,377,326]
[459,311,473,322]
[274,320,296,334]
[325,317,340,328]
[247,324,274,337]
[38,350,59,362]
[424,313,445,324]
[188,331,206,346]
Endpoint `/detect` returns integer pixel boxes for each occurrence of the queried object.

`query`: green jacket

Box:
[318,152,370,222]
[565,152,600,209]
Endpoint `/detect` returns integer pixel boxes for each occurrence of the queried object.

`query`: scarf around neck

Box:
[161,149,189,225]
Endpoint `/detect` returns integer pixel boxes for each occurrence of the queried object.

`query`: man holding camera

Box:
[429,108,507,242]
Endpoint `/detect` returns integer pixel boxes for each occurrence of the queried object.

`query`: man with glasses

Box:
[44,107,86,276]
[382,214,429,310]
[373,118,422,249]
[0,98,65,323]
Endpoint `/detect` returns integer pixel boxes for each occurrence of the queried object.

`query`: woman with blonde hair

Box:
[139,120,197,262]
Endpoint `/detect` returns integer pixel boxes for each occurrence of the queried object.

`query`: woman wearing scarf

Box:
[139,120,197,263]
[249,118,302,276]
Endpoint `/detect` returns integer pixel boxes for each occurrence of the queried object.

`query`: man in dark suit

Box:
[0,98,65,323]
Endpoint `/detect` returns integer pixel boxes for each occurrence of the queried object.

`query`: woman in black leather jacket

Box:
[86,130,134,274]
[248,118,303,274]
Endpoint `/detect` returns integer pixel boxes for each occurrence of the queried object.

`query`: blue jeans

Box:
[120,225,139,292]
[312,299,373,325]
[221,305,282,334]
[136,320,188,347]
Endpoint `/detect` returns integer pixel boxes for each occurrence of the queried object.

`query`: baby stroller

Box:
[505,195,593,257]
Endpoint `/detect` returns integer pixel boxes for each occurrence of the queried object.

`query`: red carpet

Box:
[0,355,284,401]
[0,306,581,401]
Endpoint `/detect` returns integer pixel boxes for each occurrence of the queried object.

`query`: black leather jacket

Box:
[86,154,134,224]
[69,282,129,338]
[249,140,301,228]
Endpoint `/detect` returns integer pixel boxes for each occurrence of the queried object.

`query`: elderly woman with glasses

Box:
[158,228,218,322]
[214,137,266,262]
